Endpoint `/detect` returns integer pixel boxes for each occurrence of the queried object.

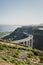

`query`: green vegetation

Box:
[0,32,10,37]
[39,53,43,62]
[0,42,43,65]
[27,51,34,58]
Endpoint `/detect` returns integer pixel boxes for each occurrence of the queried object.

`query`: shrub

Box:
[0,44,5,50]
[27,51,34,58]
[15,50,21,55]
[32,49,43,56]
[39,53,43,61]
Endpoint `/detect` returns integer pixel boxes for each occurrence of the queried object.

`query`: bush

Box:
[39,53,43,60]
[15,50,21,55]
[27,51,34,58]
[0,44,5,50]
[32,49,43,56]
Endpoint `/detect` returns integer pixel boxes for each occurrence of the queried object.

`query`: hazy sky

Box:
[0,0,43,25]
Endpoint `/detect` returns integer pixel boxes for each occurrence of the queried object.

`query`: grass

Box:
[27,51,34,58]
[0,42,43,65]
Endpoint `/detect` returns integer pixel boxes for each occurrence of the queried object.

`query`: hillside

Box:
[0,32,11,38]
[2,26,43,41]
[0,41,43,65]
[2,26,34,41]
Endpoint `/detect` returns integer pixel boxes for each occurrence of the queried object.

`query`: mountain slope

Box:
[2,26,34,41]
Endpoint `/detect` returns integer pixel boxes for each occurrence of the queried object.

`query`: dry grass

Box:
[0,58,14,65]
[0,41,43,65]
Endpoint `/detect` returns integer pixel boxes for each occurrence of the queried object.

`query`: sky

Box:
[0,0,43,25]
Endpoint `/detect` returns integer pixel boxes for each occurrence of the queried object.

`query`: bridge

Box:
[12,35,33,48]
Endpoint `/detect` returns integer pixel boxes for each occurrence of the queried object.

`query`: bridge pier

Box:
[26,41,28,46]
[31,39,33,48]
[23,42,25,46]
[19,38,33,48]
[12,35,33,48]
[29,40,30,47]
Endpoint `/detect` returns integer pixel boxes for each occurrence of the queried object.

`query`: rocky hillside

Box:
[0,41,43,65]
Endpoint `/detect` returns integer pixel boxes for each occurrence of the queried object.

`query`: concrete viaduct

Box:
[12,35,33,48]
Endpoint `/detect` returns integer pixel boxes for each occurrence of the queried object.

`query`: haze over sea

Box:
[0,25,20,32]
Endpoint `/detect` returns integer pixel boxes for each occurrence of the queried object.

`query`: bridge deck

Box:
[12,35,33,43]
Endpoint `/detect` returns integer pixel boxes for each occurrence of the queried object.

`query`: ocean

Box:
[0,25,20,32]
